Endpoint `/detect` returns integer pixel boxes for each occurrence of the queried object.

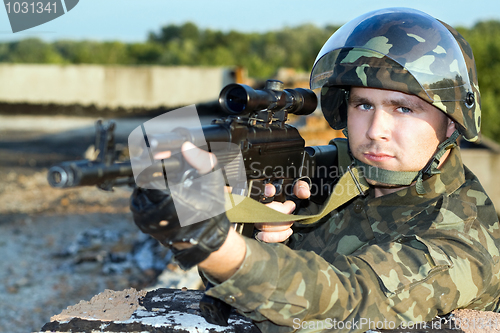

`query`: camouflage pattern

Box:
[205,146,500,332]
[310,8,481,142]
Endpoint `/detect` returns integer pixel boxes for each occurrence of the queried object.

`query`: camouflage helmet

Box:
[310,7,481,142]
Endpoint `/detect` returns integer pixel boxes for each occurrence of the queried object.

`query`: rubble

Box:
[42,287,500,333]
[40,288,259,333]
[50,288,147,322]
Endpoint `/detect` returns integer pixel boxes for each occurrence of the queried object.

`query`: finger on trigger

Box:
[295,180,311,199]
[265,183,276,197]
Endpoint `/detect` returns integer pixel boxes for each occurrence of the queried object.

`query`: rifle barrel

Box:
[47,160,133,188]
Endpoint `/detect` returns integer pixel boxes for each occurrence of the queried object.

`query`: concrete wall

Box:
[0,64,234,109]
[461,149,500,215]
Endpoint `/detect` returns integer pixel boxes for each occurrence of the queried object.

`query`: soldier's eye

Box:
[359,104,373,111]
[397,107,412,113]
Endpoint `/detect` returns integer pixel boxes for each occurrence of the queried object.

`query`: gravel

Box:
[0,117,203,333]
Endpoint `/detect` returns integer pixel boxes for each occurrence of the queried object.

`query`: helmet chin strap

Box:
[343,130,460,195]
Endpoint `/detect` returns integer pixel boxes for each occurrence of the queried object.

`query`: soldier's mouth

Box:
[363,152,394,162]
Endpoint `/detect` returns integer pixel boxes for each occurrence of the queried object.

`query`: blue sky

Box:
[1,0,499,42]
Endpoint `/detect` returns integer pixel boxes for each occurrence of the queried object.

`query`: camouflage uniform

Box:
[205,146,500,332]
[203,8,500,333]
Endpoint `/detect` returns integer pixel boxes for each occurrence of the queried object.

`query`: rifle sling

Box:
[225,165,369,225]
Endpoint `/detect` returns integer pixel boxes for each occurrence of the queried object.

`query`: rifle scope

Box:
[219,80,317,116]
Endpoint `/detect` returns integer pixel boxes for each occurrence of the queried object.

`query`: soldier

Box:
[131,7,500,332]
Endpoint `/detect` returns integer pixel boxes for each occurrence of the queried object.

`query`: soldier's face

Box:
[347,87,455,174]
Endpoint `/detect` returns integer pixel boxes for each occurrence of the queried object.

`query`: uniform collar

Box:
[366,147,465,207]
[362,147,465,241]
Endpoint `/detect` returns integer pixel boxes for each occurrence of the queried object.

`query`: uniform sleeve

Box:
[205,218,500,332]
[205,237,380,331]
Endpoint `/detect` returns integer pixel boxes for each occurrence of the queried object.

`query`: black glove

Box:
[130,165,230,270]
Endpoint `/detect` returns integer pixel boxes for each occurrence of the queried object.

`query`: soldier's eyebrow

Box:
[348,95,372,105]
[385,97,427,111]
[348,93,427,111]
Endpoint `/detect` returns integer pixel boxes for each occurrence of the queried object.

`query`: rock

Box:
[39,286,500,333]
[49,288,147,323]
[40,288,259,333]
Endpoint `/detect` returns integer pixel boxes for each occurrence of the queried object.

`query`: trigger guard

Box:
[293,176,312,189]
[180,168,200,187]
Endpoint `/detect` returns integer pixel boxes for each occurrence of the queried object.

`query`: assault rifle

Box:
[47,79,340,326]
[48,79,339,213]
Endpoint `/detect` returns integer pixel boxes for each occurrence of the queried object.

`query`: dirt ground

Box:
[0,116,202,333]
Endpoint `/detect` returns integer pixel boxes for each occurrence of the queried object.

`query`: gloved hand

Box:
[130,142,230,270]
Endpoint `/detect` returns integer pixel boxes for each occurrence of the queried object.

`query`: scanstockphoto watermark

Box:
[246,161,379,198]
[247,161,343,198]
[293,317,443,331]
[247,161,381,184]
[3,0,79,33]
[451,316,500,330]
[293,316,500,331]
[128,105,248,227]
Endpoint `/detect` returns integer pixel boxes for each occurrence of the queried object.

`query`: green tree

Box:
[127,42,163,64]
[53,40,131,64]
[149,22,200,44]
[6,38,64,63]
[458,21,500,142]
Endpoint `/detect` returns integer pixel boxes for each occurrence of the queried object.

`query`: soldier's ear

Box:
[446,119,456,137]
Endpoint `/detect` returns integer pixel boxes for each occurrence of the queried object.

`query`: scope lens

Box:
[225,86,247,114]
